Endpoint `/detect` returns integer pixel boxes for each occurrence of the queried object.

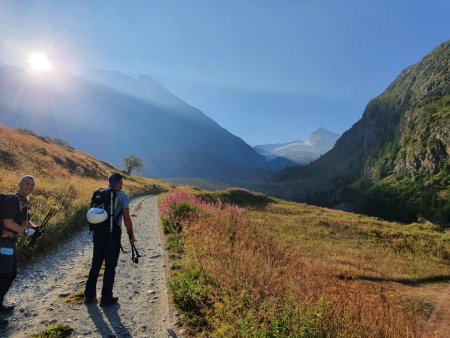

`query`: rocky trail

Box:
[0,195,181,338]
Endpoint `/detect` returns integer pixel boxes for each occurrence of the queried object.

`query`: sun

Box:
[27,52,53,72]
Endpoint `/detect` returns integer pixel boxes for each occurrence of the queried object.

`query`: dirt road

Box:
[0,195,180,337]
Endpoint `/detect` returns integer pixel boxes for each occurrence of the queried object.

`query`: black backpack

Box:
[89,188,121,234]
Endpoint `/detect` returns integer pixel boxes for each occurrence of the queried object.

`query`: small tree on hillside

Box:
[123,155,143,175]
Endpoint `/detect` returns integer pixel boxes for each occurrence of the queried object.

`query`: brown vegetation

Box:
[160,189,444,337]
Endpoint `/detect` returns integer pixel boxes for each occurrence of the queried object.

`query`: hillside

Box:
[0,64,273,183]
[270,40,450,223]
[0,124,169,258]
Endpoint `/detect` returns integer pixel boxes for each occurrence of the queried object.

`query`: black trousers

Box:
[0,238,17,305]
[85,229,121,301]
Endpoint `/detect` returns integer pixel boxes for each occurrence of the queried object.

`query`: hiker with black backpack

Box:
[0,175,42,327]
[84,173,136,307]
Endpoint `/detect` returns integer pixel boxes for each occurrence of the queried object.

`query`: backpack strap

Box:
[113,193,120,221]
[109,189,123,226]
[107,188,122,233]
[109,189,114,234]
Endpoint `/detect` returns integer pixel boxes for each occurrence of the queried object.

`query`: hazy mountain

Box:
[0,65,273,182]
[266,40,450,223]
[254,128,340,164]
[82,69,192,113]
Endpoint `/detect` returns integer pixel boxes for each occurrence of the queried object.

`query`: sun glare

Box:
[27,52,52,72]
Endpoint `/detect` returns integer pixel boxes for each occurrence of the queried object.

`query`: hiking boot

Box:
[100,296,118,307]
[0,304,14,312]
[0,319,8,327]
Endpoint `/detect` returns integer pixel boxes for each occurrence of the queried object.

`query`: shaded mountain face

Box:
[254,128,340,164]
[269,40,450,223]
[0,65,272,182]
[82,69,191,113]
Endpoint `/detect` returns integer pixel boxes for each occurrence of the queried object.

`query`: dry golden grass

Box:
[239,197,450,336]
[0,124,170,258]
[248,200,450,282]
[161,190,438,337]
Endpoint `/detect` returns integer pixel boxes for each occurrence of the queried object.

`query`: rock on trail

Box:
[0,195,180,337]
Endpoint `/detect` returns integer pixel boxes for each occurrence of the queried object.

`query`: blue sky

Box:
[0,0,449,145]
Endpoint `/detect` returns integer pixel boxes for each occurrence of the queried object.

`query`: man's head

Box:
[108,173,123,190]
[18,175,35,197]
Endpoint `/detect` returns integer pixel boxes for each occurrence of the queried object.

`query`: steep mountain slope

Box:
[271,40,450,223]
[0,65,272,182]
[254,128,340,164]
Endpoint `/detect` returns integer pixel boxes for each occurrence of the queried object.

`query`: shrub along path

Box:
[0,195,180,338]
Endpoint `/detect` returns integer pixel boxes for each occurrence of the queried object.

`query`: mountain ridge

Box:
[0,64,274,183]
[267,40,450,223]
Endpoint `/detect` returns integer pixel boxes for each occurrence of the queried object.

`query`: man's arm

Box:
[122,208,136,245]
[3,219,27,234]
[2,196,29,234]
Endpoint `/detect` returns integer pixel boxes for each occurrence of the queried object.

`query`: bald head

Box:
[18,175,35,197]
[19,175,35,185]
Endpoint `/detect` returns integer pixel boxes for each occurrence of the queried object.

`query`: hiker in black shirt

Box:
[0,176,40,326]
[84,173,136,307]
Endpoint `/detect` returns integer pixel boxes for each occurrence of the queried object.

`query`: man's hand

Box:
[26,227,44,239]
[122,208,135,246]
[33,226,44,239]
[128,230,136,246]
[24,228,36,237]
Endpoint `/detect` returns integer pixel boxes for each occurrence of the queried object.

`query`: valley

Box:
[0,8,448,335]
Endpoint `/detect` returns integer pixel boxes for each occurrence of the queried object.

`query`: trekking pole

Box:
[27,208,55,247]
[131,244,141,264]
[127,229,141,263]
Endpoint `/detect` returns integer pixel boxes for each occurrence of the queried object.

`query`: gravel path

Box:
[0,195,180,338]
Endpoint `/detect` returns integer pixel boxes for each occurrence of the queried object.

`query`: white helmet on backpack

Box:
[86,207,108,224]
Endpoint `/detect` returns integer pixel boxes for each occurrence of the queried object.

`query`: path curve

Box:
[0,195,180,337]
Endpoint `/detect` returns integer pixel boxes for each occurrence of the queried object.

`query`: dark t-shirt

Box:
[1,194,28,234]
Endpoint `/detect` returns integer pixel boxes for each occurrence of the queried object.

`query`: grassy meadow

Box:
[160,188,450,337]
[0,125,170,259]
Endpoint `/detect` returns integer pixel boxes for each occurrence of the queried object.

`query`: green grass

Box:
[199,188,273,208]
[168,266,210,331]
[64,288,85,305]
[32,324,74,338]
[165,234,183,257]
